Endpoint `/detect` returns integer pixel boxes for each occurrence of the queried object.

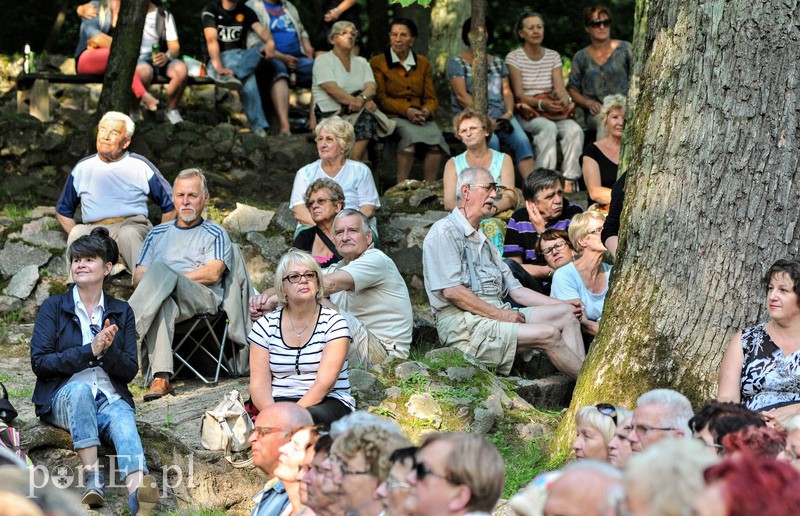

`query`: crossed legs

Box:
[516,303,585,378]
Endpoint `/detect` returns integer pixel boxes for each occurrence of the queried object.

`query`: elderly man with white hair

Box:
[541,461,623,516]
[422,166,586,378]
[627,388,694,453]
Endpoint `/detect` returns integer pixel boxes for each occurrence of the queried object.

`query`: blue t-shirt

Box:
[550,262,612,322]
[265,2,302,55]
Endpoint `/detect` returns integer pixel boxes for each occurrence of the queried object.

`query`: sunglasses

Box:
[595,403,618,426]
[413,461,451,483]
[588,18,611,28]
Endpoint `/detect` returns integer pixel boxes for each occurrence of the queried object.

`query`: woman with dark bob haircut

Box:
[718,258,800,428]
[30,227,157,514]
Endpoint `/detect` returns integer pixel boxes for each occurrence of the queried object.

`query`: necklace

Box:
[286,307,316,338]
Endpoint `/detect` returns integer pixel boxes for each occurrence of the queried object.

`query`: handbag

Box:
[200,389,254,468]
[517,92,575,121]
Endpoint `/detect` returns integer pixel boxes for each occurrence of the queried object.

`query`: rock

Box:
[349,369,386,407]
[406,393,442,427]
[378,223,405,245]
[409,188,437,207]
[484,393,504,418]
[516,422,548,441]
[443,366,476,383]
[246,233,289,264]
[384,386,402,399]
[394,361,429,382]
[223,204,275,233]
[0,242,51,277]
[272,202,297,232]
[405,226,430,248]
[0,295,23,313]
[44,256,67,279]
[488,376,514,409]
[456,406,470,419]
[4,265,39,299]
[390,245,423,275]
[385,212,447,232]
[10,217,66,249]
[41,125,68,152]
[511,374,575,409]
[28,206,56,219]
[472,407,496,434]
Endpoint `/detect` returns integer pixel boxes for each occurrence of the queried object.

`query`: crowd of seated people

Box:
[26,6,800,516]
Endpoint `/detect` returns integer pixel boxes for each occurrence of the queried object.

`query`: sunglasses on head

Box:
[595,403,618,425]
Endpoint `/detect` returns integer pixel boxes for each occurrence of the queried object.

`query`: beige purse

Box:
[200,389,253,468]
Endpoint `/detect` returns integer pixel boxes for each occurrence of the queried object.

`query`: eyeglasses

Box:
[587,226,604,236]
[694,437,724,450]
[413,461,451,483]
[595,403,618,426]
[336,30,359,38]
[251,426,292,439]
[588,18,611,28]
[632,424,675,436]
[541,240,568,256]
[306,198,332,208]
[458,125,484,136]
[282,271,318,284]
[385,476,411,490]
[469,183,498,193]
[329,453,371,476]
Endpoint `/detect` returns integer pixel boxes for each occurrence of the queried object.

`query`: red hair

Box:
[721,426,787,457]
[703,454,800,515]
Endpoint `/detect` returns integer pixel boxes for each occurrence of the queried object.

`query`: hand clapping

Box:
[91,320,118,357]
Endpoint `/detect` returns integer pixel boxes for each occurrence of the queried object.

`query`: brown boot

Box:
[143,378,174,402]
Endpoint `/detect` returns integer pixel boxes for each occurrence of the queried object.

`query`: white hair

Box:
[100,111,135,138]
[455,166,490,202]
[636,389,694,436]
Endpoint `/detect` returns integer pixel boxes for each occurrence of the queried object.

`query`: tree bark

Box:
[97,0,148,115]
[468,0,487,114]
[551,0,800,456]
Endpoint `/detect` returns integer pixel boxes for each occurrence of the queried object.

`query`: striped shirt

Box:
[505,47,562,96]
[248,306,355,410]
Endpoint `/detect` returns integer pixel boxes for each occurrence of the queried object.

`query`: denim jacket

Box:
[30,286,138,417]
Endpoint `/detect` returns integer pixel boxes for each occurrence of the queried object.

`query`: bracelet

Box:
[333,6,341,15]
[537,99,543,111]
[503,110,513,118]
[165,52,173,61]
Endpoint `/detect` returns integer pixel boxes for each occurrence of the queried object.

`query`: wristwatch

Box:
[360,94,368,102]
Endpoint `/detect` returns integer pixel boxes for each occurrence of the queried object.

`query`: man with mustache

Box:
[502,168,583,294]
[423,167,586,378]
[127,168,233,400]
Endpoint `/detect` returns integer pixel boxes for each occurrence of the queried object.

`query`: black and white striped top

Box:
[248,305,355,410]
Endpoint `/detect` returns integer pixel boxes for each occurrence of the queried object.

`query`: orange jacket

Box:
[370,48,438,118]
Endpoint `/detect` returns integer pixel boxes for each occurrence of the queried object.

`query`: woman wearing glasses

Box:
[248,249,354,425]
[293,178,344,269]
[30,228,157,513]
[550,212,611,337]
[312,21,377,162]
[573,403,632,461]
[567,6,632,137]
[289,116,380,237]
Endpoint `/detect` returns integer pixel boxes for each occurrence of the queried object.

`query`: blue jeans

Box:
[489,116,534,163]
[209,47,269,130]
[43,382,147,479]
[259,55,313,88]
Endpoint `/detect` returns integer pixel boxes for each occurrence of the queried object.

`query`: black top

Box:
[602,172,626,245]
[202,1,259,52]
[293,226,341,268]
[581,143,619,206]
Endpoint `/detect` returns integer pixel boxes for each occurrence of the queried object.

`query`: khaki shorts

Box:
[435,297,534,375]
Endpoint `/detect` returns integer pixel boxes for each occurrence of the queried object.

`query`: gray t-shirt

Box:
[138,219,233,302]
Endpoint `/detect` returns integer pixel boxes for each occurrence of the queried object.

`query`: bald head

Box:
[543,462,622,516]
[251,402,313,475]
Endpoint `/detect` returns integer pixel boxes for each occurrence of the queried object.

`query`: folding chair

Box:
[170,310,239,384]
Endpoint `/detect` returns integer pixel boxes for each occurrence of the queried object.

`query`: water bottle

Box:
[23,43,33,74]
[152,43,160,62]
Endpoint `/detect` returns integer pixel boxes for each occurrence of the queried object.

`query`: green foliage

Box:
[1,204,30,218]
[390,0,433,7]
[488,423,550,498]
[399,372,430,396]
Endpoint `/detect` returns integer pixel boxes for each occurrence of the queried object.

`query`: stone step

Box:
[509,373,575,409]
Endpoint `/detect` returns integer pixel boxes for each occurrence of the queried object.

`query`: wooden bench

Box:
[16,72,216,122]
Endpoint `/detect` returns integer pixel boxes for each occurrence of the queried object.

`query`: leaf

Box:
[388,0,433,7]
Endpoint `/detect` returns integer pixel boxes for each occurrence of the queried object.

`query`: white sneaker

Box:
[253,128,268,138]
[165,109,183,125]
[213,73,242,91]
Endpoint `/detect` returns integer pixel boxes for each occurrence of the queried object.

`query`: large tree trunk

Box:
[97,0,148,115]
[551,0,800,455]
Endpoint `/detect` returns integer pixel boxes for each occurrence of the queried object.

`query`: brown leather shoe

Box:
[143,378,174,402]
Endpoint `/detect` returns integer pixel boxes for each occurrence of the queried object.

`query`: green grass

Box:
[399,372,429,396]
[1,203,30,218]
[488,424,550,498]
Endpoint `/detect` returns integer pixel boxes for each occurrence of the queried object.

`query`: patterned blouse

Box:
[739,323,800,411]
